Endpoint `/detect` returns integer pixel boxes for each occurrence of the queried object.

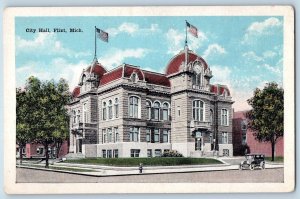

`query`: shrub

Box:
[162,150,183,157]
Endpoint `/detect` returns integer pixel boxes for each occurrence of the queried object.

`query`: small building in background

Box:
[232,111,284,157]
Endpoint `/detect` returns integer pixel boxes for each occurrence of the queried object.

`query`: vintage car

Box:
[239,154,265,170]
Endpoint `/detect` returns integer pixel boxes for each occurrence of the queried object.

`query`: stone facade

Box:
[67,48,234,158]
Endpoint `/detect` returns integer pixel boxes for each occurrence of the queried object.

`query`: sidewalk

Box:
[17,159,284,177]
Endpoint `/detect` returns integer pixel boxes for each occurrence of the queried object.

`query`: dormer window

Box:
[192,63,203,87]
[131,73,138,83]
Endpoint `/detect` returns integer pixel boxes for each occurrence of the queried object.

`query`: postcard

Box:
[3,6,294,194]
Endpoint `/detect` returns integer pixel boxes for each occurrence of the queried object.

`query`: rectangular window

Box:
[83,103,88,123]
[114,104,119,118]
[108,105,113,119]
[102,150,106,158]
[163,130,169,143]
[107,128,112,142]
[154,129,160,143]
[147,149,152,157]
[162,109,168,120]
[154,149,162,157]
[102,129,107,143]
[113,149,119,158]
[107,150,112,158]
[222,132,228,144]
[221,109,228,126]
[114,127,119,142]
[146,128,151,142]
[36,147,44,155]
[130,149,140,157]
[129,96,139,118]
[129,127,139,142]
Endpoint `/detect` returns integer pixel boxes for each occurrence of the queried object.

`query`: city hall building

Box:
[67,47,234,158]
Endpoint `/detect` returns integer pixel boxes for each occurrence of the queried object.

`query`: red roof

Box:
[86,63,107,77]
[123,65,144,80]
[165,50,208,76]
[143,70,170,87]
[210,84,231,96]
[100,67,123,85]
[72,86,80,98]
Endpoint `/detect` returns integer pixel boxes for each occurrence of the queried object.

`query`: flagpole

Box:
[185,20,188,69]
[94,26,97,60]
[185,20,188,48]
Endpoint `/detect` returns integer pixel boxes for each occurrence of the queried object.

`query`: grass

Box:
[265,156,284,162]
[64,157,222,167]
[20,164,95,172]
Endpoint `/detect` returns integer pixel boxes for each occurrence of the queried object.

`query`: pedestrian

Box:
[139,163,143,174]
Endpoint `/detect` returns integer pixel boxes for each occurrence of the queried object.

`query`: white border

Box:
[3,6,295,194]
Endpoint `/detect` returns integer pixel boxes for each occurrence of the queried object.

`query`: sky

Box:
[15,16,283,111]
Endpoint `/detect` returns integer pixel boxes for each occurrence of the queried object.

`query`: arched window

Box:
[102,102,107,120]
[131,73,138,83]
[210,109,213,125]
[153,101,160,120]
[83,103,88,123]
[192,73,203,86]
[162,102,170,121]
[114,98,119,118]
[108,100,113,119]
[146,100,152,120]
[129,96,139,118]
[77,110,81,123]
[193,100,204,121]
[73,110,76,123]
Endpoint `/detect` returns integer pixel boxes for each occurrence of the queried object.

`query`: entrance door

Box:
[76,139,82,153]
[195,138,202,151]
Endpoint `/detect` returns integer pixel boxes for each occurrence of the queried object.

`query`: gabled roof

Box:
[85,62,107,78]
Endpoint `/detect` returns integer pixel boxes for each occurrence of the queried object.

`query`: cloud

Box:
[242,51,264,62]
[106,23,160,37]
[263,50,277,58]
[165,28,207,55]
[242,17,282,44]
[203,44,226,59]
[16,33,91,58]
[16,58,89,90]
[99,48,150,69]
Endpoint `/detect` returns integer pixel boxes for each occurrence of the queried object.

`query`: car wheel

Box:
[250,164,254,170]
[261,163,265,170]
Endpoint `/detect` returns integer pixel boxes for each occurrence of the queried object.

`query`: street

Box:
[16,167,284,183]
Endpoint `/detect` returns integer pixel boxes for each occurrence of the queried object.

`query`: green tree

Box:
[16,76,71,167]
[246,82,284,161]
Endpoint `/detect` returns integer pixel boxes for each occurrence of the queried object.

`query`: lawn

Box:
[64,157,222,167]
[265,156,284,162]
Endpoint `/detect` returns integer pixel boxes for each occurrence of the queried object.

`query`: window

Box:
[77,110,81,123]
[108,100,113,119]
[129,127,139,142]
[210,109,213,125]
[102,129,107,143]
[146,128,151,142]
[131,73,138,83]
[155,149,162,157]
[107,128,112,142]
[130,149,140,157]
[154,129,160,143]
[129,96,139,118]
[153,101,160,120]
[147,149,152,157]
[242,133,247,145]
[83,103,88,123]
[107,150,112,158]
[102,102,107,120]
[221,109,228,126]
[146,100,152,120]
[113,149,118,158]
[193,100,204,121]
[114,127,119,142]
[22,148,26,154]
[163,130,169,143]
[241,121,247,130]
[36,147,44,155]
[242,121,247,145]
[162,102,170,121]
[73,110,76,123]
[102,150,106,158]
[114,98,119,118]
[222,132,228,144]
[177,106,181,117]
[209,133,213,143]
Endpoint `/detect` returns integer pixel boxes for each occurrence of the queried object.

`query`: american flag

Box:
[186,21,198,38]
[96,28,109,42]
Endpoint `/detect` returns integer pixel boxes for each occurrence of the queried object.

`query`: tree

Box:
[246,82,284,161]
[16,76,71,167]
